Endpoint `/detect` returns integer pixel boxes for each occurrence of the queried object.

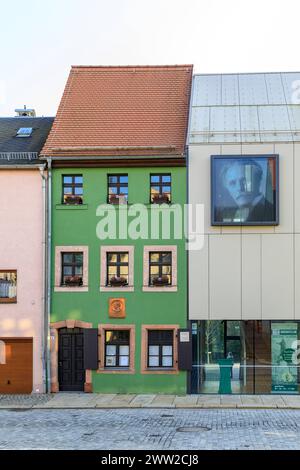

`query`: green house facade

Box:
[42,65,193,394]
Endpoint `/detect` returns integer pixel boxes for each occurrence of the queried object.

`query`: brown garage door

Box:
[0,338,33,394]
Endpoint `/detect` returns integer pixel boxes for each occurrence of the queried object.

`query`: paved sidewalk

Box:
[1,393,300,409]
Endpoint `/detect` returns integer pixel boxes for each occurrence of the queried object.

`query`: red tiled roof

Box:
[41,65,193,158]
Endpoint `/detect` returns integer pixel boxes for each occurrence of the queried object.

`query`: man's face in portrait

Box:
[223,161,262,208]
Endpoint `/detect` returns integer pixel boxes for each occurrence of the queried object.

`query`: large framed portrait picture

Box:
[211,155,279,226]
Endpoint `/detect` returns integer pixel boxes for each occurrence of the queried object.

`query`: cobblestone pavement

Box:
[0,394,52,408]
[0,408,300,450]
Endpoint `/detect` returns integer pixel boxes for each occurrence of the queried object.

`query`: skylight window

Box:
[16,127,33,138]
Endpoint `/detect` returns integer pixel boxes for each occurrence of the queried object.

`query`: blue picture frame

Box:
[211,155,279,226]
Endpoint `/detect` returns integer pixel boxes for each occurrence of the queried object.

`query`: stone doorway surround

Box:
[50,320,93,393]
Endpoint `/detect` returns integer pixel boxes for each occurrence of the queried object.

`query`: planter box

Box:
[152,194,170,204]
[109,195,127,205]
[64,276,83,287]
[152,276,170,286]
[64,195,83,205]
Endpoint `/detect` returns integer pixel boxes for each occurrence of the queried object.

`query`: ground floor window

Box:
[105,330,130,368]
[190,320,300,395]
[0,270,17,303]
[98,324,135,374]
[148,330,173,368]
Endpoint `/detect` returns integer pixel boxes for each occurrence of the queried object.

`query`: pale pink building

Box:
[0,115,53,393]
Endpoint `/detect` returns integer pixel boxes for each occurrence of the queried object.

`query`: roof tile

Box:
[42,65,193,157]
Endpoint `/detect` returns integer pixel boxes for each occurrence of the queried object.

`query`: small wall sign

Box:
[180,331,190,343]
[109,298,126,318]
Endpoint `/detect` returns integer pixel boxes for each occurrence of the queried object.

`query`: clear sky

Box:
[0,0,299,116]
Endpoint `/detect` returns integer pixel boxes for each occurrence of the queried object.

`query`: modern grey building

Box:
[188,73,300,394]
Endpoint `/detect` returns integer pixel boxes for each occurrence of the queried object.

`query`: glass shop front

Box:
[190,321,300,394]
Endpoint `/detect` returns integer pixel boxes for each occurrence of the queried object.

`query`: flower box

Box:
[109,195,127,205]
[152,275,170,286]
[64,276,82,287]
[152,194,170,204]
[109,276,128,287]
[64,195,83,205]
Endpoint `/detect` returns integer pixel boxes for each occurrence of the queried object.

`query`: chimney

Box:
[15,105,36,117]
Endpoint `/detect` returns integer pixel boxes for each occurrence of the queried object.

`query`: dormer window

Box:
[16,127,33,138]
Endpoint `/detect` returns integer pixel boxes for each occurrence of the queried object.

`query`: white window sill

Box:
[54,286,89,293]
[100,286,134,292]
[142,286,177,292]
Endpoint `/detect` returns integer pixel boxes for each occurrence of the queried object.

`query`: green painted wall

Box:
[51,166,187,394]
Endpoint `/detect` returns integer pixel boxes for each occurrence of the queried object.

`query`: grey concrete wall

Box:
[188,142,300,320]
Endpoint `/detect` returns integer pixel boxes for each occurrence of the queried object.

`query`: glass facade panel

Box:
[191,320,300,395]
[0,271,17,301]
[149,356,159,367]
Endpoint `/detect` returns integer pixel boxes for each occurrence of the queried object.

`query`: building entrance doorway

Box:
[190,320,300,394]
[58,328,85,391]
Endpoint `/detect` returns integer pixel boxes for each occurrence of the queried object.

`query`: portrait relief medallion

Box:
[109,298,126,318]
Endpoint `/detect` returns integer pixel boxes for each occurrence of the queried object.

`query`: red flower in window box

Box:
[109,194,127,205]
[64,195,83,205]
[64,275,83,286]
[152,275,170,286]
[109,276,128,287]
[152,193,170,204]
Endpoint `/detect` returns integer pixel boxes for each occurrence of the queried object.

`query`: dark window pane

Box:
[227,321,241,337]
[108,266,117,275]
[62,175,83,204]
[147,330,173,368]
[105,330,130,368]
[63,187,72,194]
[162,186,171,193]
[108,175,128,204]
[106,345,117,356]
[150,266,159,275]
[62,253,73,263]
[106,329,129,343]
[151,186,160,193]
[149,330,173,344]
[120,253,129,263]
[74,253,83,264]
[107,253,117,263]
[63,267,72,276]
[149,356,159,367]
[162,252,171,263]
[0,271,17,300]
[150,253,160,262]
[63,176,72,184]
[151,175,160,183]
[149,345,159,356]
[105,356,116,367]
[162,175,171,183]
[150,174,172,204]
[61,252,83,286]
[162,265,171,275]
[119,266,128,275]
[109,187,118,195]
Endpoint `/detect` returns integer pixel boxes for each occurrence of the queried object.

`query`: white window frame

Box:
[143,245,177,292]
[55,246,89,292]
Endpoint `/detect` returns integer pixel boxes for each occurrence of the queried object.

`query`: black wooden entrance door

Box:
[58,328,85,391]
